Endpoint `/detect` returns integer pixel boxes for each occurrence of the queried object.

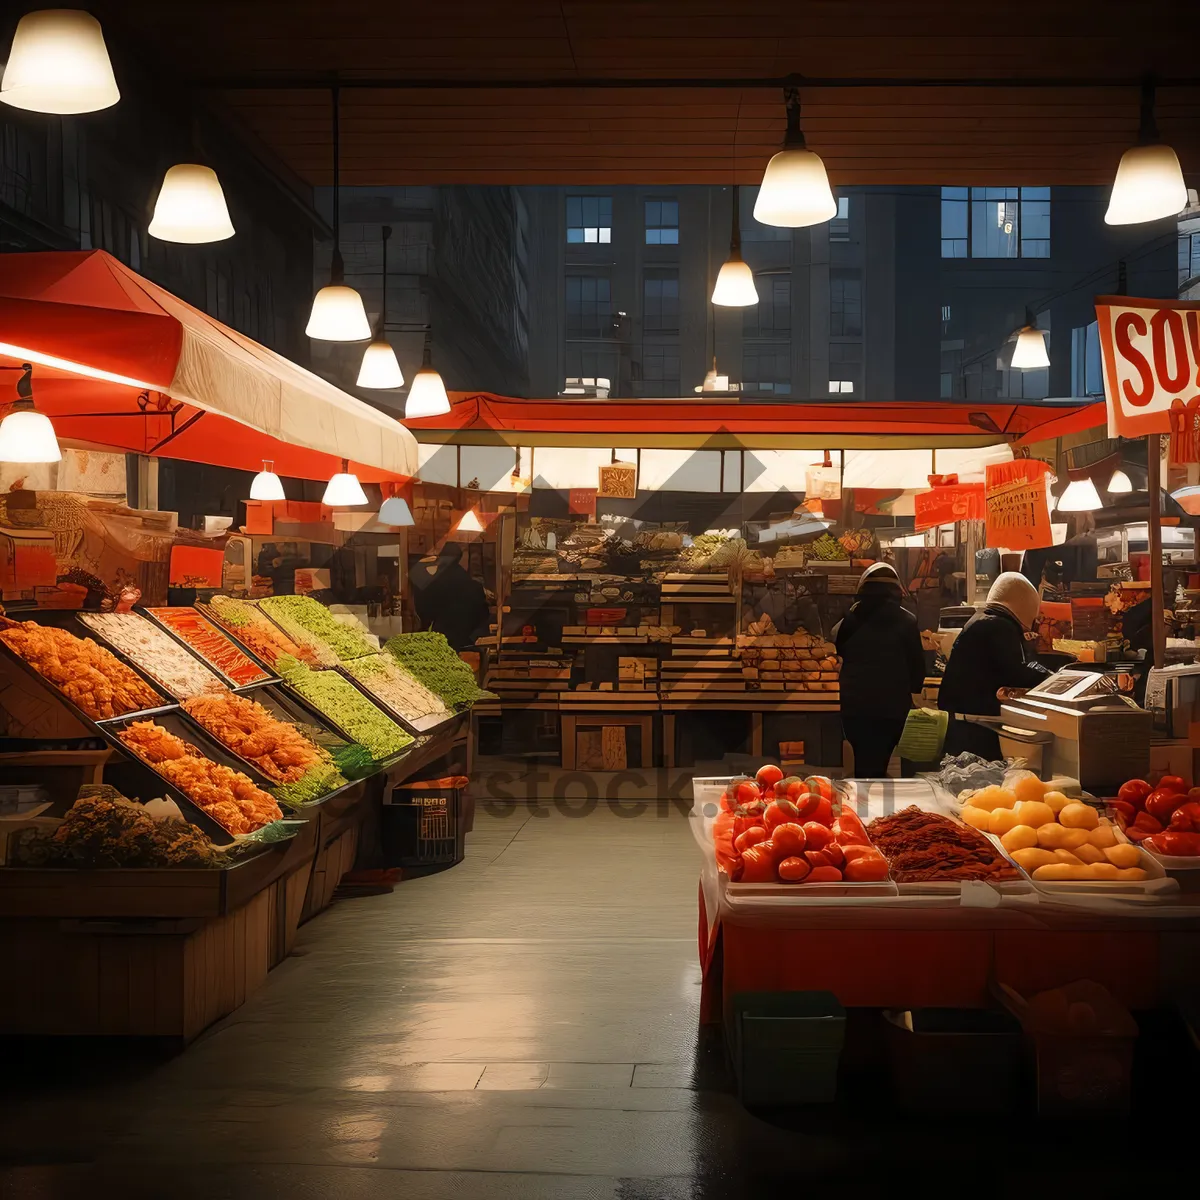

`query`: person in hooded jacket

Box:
[834,562,927,777]
[938,571,1053,760]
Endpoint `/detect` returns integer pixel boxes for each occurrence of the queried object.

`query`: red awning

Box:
[406,392,1104,448]
[0,250,416,482]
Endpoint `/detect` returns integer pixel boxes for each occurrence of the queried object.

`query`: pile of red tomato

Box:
[1112,775,1200,857]
[711,764,889,884]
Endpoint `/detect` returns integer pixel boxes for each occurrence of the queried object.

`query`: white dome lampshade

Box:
[0,407,61,464]
[1057,477,1103,512]
[405,335,451,418]
[1105,143,1187,226]
[1011,323,1050,370]
[0,10,119,115]
[754,147,838,228]
[357,339,404,388]
[249,460,285,501]
[712,185,759,306]
[148,164,235,244]
[379,495,414,526]
[1106,468,1133,494]
[322,460,368,506]
[712,258,758,307]
[306,282,371,342]
[456,508,484,534]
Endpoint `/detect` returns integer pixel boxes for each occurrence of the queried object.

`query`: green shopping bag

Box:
[895,707,948,763]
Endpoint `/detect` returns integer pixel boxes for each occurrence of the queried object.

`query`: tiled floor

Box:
[2,769,1191,1197]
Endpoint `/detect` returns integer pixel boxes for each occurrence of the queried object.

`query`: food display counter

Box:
[0,594,478,1041]
[695,766,1200,1025]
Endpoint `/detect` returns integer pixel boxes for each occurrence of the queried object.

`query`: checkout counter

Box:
[993,667,1152,792]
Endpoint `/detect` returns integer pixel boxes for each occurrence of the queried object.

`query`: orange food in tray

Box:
[147,607,270,687]
[182,692,322,784]
[0,618,162,719]
[119,718,283,835]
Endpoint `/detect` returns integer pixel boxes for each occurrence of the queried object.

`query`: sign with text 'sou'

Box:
[1097,296,1200,439]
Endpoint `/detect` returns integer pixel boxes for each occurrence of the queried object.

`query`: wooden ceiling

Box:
[95,1,1200,186]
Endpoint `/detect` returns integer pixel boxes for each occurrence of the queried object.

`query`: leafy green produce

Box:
[273,761,348,807]
[277,656,413,760]
[384,632,495,711]
[260,595,376,662]
[332,741,378,780]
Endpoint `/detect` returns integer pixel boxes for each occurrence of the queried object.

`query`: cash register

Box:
[998,667,1151,791]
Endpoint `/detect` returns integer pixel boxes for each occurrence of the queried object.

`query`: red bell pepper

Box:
[1168,801,1200,833]
[1132,810,1164,835]
[1145,831,1200,857]
[1145,789,1186,824]
[1117,779,1152,809]
[1157,775,1189,794]
[1109,799,1138,827]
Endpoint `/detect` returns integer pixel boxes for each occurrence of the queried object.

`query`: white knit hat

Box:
[987,571,1040,629]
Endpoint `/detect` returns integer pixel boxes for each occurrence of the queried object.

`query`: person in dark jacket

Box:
[938,571,1052,760]
[835,562,926,777]
[411,542,491,650]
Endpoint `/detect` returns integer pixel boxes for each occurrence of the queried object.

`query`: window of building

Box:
[744,276,791,336]
[1071,320,1103,396]
[829,195,850,242]
[828,380,855,394]
[640,343,681,396]
[643,270,679,332]
[565,274,612,336]
[941,186,1051,258]
[1180,230,1200,287]
[941,304,951,323]
[566,195,612,244]
[644,198,679,245]
[939,372,953,398]
[830,269,862,337]
[742,350,791,395]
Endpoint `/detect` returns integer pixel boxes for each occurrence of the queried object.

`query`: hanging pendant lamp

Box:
[0,10,119,114]
[1057,477,1103,512]
[0,364,60,463]
[754,87,837,228]
[404,332,451,418]
[357,225,405,388]
[1106,79,1188,226]
[149,163,235,244]
[712,185,758,307]
[249,460,285,501]
[307,87,371,341]
[1011,309,1050,369]
[455,508,484,534]
[1106,468,1133,494]
[322,458,368,506]
[379,495,414,525]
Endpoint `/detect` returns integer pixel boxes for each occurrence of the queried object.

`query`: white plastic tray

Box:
[984,830,1176,897]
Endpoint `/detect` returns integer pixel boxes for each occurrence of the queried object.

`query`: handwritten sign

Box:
[597,463,637,499]
[984,461,1052,551]
[913,484,985,530]
[568,488,597,517]
[1096,296,1200,438]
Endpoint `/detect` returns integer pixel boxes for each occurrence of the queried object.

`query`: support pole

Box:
[1147,433,1166,669]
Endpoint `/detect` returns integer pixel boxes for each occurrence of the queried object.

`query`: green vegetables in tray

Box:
[260,595,376,662]
[384,631,495,712]
[331,741,378,780]
[277,655,413,760]
[273,761,348,807]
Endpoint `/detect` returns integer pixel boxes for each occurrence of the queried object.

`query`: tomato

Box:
[712,810,738,873]
[778,776,805,800]
[823,842,845,869]
[1110,799,1137,827]
[770,822,807,859]
[763,799,801,833]
[734,827,768,855]
[1157,775,1188,794]
[1117,779,1152,809]
[734,781,761,807]
[1132,810,1164,834]
[806,865,844,883]
[802,821,833,850]
[739,844,779,883]
[840,843,877,863]
[809,797,834,828]
[1145,789,1185,824]
[756,764,784,789]
[844,853,889,882]
[804,849,833,868]
[733,811,765,840]
[1146,831,1200,856]
[804,775,835,801]
[1125,825,1150,842]
[778,856,811,882]
[1168,801,1200,833]
[832,808,870,847]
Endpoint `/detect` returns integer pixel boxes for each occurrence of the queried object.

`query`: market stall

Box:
[407,392,1107,772]
[0,253,486,1041]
